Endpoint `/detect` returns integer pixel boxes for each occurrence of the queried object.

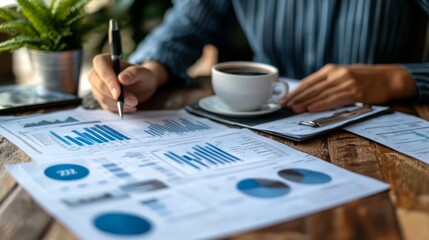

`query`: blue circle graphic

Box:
[237,178,290,198]
[94,212,152,236]
[278,168,332,184]
[44,164,89,181]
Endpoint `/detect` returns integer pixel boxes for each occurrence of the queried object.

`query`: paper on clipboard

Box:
[185,78,389,141]
[185,103,389,141]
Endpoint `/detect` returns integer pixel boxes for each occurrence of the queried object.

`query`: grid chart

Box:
[164,143,241,170]
[50,124,130,147]
[102,162,131,178]
[381,130,429,144]
[144,118,210,136]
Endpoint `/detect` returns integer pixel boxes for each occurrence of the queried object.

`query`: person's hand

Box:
[88,54,168,113]
[281,64,418,113]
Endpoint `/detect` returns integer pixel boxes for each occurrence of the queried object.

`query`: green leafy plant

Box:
[0,0,96,52]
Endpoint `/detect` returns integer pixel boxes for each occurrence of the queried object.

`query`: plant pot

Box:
[28,49,83,96]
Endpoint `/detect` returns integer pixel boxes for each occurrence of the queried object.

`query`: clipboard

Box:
[298,104,373,127]
[185,102,390,141]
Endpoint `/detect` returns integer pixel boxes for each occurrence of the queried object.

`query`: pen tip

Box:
[117,101,124,119]
[109,19,119,31]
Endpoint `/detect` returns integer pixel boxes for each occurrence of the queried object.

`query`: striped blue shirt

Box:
[129,0,429,103]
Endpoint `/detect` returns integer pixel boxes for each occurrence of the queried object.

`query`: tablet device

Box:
[0,85,81,115]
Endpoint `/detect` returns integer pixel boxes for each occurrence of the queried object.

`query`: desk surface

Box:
[0,78,428,240]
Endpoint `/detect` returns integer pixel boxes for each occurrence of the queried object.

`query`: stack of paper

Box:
[1,108,388,239]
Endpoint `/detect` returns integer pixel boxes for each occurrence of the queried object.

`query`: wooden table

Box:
[0,78,428,240]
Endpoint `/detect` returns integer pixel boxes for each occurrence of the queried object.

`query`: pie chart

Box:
[237,178,290,198]
[94,212,152,236]
[278,168,332,184]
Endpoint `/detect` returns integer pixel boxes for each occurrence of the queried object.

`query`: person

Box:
[88,0,429,114]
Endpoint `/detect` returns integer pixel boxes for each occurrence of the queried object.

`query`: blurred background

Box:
[0,0,252,96]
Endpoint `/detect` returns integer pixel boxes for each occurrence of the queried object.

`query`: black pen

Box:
[109,19,124,119]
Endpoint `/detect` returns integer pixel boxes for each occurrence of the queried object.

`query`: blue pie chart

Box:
[94,212,152,236]
[44,164,89,181]
[237,178,290,198]
[278,168,332,184]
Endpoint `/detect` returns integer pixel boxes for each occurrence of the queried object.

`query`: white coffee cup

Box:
[211,61,288,111]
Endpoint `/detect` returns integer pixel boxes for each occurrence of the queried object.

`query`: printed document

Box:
[0,107,229,163]
[346,111,429,164]
[2,108,389,239]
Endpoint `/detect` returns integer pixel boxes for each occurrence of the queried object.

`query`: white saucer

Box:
[198,96,281,117]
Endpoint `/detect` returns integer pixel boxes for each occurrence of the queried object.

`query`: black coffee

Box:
[222,68,269,76]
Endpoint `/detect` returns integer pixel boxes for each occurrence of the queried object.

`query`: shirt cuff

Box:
[401,63,429,103]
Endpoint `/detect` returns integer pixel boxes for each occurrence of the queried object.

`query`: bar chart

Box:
[163,142,241,173]
[50,124,131,148]
[144,118,211,137]
[101,162,132,179]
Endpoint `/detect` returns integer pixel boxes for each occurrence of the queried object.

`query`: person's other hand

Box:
[281,64,418,113]
[88,54,168,113]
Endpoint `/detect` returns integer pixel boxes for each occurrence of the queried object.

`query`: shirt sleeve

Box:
[402,63,429,103]
[401,0,429,103]
[417,0,429,12]
[128,0,232,86]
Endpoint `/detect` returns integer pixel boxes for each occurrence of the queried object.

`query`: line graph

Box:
[24,117,79,128]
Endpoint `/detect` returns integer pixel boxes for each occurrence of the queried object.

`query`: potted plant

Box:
[0,0,95,95]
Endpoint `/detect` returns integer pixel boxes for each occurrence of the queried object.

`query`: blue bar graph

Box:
[50,124,130,147]
[164,143,241,170]
[144,118,210,136]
